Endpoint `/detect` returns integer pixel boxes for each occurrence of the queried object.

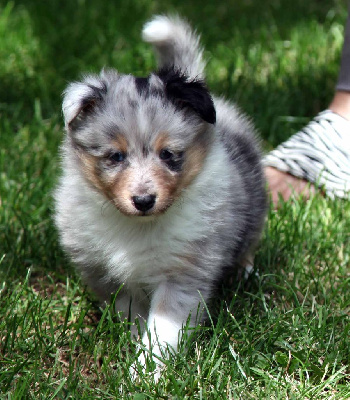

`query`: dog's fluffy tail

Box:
[142,15,205,80]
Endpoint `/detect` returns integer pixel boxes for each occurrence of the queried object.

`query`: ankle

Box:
[328,91,350,121]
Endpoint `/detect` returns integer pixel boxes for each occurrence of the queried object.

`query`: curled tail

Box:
[142,15,205,80]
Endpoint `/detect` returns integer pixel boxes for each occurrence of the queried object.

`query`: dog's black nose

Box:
[132,195,156,212]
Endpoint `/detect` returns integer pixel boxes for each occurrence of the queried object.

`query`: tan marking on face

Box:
[146,130,211,215]
[108,162,178,216]
[149,164,179,213]
[77,152,107,194]
[153,132,170,154]
[152,132,182,210]
[111,135,128,154]
[109,167,141,215]
[76,134,133,210]
[108,129,182,215]
[77,150,129,211]
[180,139,209,188]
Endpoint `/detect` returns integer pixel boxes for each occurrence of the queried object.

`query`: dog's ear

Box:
[62,77,107,131]
[157,67,216,124]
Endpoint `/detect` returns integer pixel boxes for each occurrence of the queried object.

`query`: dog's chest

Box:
[88,199,210,285]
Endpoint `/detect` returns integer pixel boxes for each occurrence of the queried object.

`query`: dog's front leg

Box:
[132,281,207,380]
[113,290,149,338]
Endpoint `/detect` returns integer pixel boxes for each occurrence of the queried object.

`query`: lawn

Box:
[0,0,349,398]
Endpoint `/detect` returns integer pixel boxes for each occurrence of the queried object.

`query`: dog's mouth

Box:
[134,209,156,218]
[135,212,157,222]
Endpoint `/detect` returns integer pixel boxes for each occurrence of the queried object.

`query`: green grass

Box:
[0,0,349,398]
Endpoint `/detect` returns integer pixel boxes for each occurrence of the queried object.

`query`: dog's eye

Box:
[159,149,184,172]
[159,149,174,161]
[108,151,126,164]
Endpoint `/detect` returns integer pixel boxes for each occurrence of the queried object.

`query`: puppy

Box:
[54,15,266,377]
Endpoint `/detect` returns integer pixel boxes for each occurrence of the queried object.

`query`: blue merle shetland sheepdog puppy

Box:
[54,15,266,377]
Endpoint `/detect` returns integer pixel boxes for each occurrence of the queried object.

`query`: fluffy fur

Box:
[54,15,266,377]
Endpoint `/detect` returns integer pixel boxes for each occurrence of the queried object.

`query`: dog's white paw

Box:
[142,16,172,43]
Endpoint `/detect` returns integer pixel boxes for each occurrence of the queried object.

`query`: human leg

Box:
[265,5,350,205]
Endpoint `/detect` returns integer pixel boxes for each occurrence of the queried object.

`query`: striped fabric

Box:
[263,110,350,199]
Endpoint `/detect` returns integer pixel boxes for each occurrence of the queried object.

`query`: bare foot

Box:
[265,166,316,206]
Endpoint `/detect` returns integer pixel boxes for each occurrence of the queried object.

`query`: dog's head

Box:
[62,67,216,217]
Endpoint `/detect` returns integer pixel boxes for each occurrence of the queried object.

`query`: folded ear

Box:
[62,76,107,131]
[157,67,216,124]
